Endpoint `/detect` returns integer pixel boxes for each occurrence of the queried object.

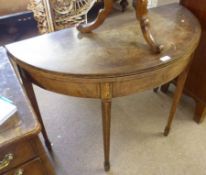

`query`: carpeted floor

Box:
[35,84,206,175]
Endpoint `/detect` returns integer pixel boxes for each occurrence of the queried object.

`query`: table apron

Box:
[21,55,192,99]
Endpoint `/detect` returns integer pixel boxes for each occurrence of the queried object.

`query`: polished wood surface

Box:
[5,158,45,175]
[180,0,206,123]
[7,4,201,79]
[0,141,36,174]
[0,47,55,175]
[5,3,201,171]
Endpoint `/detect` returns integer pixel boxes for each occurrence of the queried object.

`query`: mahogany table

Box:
[5,3,201,171]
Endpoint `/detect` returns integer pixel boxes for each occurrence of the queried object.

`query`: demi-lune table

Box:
[5,3,201,171]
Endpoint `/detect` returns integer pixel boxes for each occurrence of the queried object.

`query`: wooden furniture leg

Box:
[102,98,111,171]
[18,66,52,151]
[101,83,112,171]
[164,67,189,136]
[194,101,206,123]
[135,0,163,53]
[77,0,113,33]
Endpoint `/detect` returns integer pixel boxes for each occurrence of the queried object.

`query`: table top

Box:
[0,47,40,147]
[6,3,201,79]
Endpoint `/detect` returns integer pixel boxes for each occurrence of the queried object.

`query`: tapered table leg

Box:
[18,66,52,151]
[101,83,112,171]
[102,98,111,171]
[164,68,189,136]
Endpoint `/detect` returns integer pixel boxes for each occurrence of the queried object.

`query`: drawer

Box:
[0,141,36,174]
[4,158,46,175]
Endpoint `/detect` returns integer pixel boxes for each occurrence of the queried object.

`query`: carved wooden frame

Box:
[28,0,95,33]
[28,0,54,33]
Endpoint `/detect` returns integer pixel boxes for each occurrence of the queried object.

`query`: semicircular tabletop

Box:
[6,3,201,79]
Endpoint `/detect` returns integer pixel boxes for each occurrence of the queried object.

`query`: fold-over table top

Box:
[6,3,201,79]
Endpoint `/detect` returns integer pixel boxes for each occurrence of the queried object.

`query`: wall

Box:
[0,0,29,16]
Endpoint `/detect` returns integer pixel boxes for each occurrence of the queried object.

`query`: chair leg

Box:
[18,66,52,151]
[164,68,189,136]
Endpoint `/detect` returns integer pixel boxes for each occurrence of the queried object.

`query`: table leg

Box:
[101,83,112,171]
[164,68,189,136]
[76,0,113,33]
[102,98,111,171]
[18,66,52,151]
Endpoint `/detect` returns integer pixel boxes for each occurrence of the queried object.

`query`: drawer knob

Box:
[0,153,14,171]
[15,169,24,175]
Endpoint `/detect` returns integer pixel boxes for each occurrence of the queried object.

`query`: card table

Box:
[5,3,201,171]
